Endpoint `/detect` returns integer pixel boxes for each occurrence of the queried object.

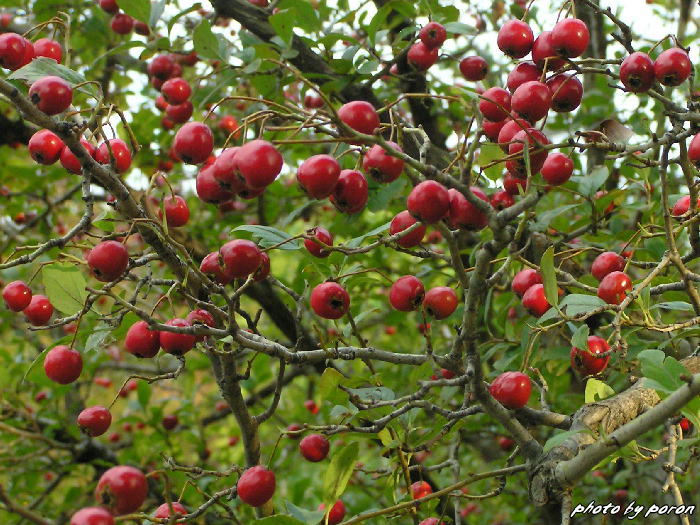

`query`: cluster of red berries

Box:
[389,275,458,320]
[512,267,552,317]
[620,47,692,92]
[0,32,63,70]
[199,238,270,285]
[2,279,54,325]
[97,0,150,36]
[591,251,632,305]
[407,21,448,71]
[149,53,199,127]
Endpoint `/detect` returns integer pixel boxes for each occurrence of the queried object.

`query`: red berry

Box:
[507,61,540,92]
[299,433,329,462]
[0,32,27,70]
[197,163,235,204]
[620,52,655,93]
[541,152,574,185]
[200,251,235,284]
[419,22,447,49]
[310,282,350,319]
[125,320,160,358]
[303,92,324,109]
[479,87,511,122]
[390,210,426,247]
[689,134,700,166]
[654,48,692,86]
[110,13,134,34]
[29,76,72,115]
[70,507,115,525]
[491,190,515,210]
[521,283,550,316]
[497,118,531,152]
[680,417,692,433]
[591,251,625,281]
[174,122,214,165]
[237,466,276,507]
[489,371,531,409]
[29,129,64,165]
[211,147,243,192]
[407,180,450,224]
[507,128,549,176]
[160,318,196,355]
[98,0,120,14]
[459,56,488,81]
[187,309,216,342]
[571,335,610,376]
[551,18,589,58]
[160,195,190,227]
[160,77,191,105]
[220,239,263,278]
[44,345,82,384]
[482,119,506,141]
[304,227,333,258]
[87,241,129,282]
[33,38,63,62]
[531,31,566,71]
[3,280,32,311]
[95,139,132,173]
[447,187,489,230]
[511,268,542,297]
[407,42,439,71]
[597,271,632,305]
[95,466,148,515]
[60,139,95,174]
[423,286,458,319]
[497,20,534,59]
[166,100,194,123]
[337,101,379,135]
[304,399,319,414]
[546,74,583,112]
[318,500,346,525]
[162,414,178,430]
[77,405,112,437]
[511,81,551,122]
[503,172,527,195]
[497,436,515,451]
[331,169,368,213]
[134,21,150,36]
[23,294,54,325]
[297,154,340,198]
[411,480,432,500]
[148,54,176,80]
[236,139,283,188]
[363,142,404,183]
[154,502,187,522]
[671,195,700,217]
[253,252,271,281]
[389,275,425,311]
[218,115,241,136]
[17,37,34,69]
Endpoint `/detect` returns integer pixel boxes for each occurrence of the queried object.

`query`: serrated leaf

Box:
[540,246,558,308]
[85,325,112,352]
[560,294,606,317]
[42,264,88,315]
[193,20,224,61]
[571,324,589,351]
[9,58,98,98]
[232,225,300,250]
[638,349,688,393]
[323,442,359,503]
[584,378,615,403]
[118,0,150,23]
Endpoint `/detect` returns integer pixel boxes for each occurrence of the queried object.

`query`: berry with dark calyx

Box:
[154,502,187,522]
[196,163,235,204]
[419,22,447,49]
[173,122,213,165]
[237,466,275,507]
[148,54,175,79]
[29,129,64,165]
[479,87,511,122]
[162,414,178,430]
[304,227,333,258]
[363,142,404,183]
[531,31,566,71]
[407,180,450,223]
[236,139,283,188]
[390,210,426,247]
[310,282,350,319]
[111,13,134,34]
[497,20,534,59]
[95,139,132,173]
[571,335,610,376]
[591,251,625,281]
[160,77,191,105]
[95,466,147,515]
[98,0,119,14]
[597,271,632,305]
[200,251,235,285]
[337,100,380,135]
[24,294,53,325]
[491,190,515,210]
[160,195,190,227]
[125,320,160,358]
[489,371,531,409]
[319,500,346,525]
[3,280,32,311]
[447,187,489,230]
[541,152,574,185]
[423,286,458,320]
[220,239,263,278]
[29,76,72,115]
[503,172,527,195]
[407,42,439,71]
[511,268,542,298]
[165,100,194,123]
[482,119,506,141]
[654,47,692,86]
[87,240,129,282]
[389,275,425,312]
[70,507,115,525]
[511,80,551,122]
[411,481,432,500]
[238,184,265,200]
[506,62,541,93]
[44,345,82,384]
[60,139,95,174]
[497,118,531,152]
[551,18,589,58]
[0,33,27,70]
[160,318,197,355]
[34,38,63,62]
[331,169,368,213]
[253,252,271,281]
[507,128,549,176]
[299,433,330,462]
[620,52,655,93]
[546,74,583,112]
[77,405,112,437]
[521,283,550,316]
[297,154,340,198]
[459,56,488,81]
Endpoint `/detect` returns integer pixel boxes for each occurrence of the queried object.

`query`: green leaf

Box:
[9,58,98,98]
[530,204,580,232]
[118,0,151,23]
[346,386,394,402]
[319,368,344,402]
[540,246,558,308]
[42,263,88,315]
[168,3,202,34]
[650,301,694,311]
[85,324,112,352]
[478,142,505,181]
[137,381,151,408]
[284,502,326,525]
[442,21,475,34]
[584,378,615,403]
[194,20,224,61]
[269,10,295,45]
[323,442,359,503]
[232,225,301,250]
[149,0,166,27]
[345,221,390,248]
[571,324,589,351]
[638,349,688,393]
[256,516,304,525]
[559,294,606,317]
[578,165,609,198]
[367,178,406,213]
[543,429,587,452]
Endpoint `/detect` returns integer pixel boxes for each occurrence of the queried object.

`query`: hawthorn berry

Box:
[337,100,380,135]
[160,77,191,105]
[3,280,32,311]
[125,320,160,358]
[407,180,450,224]
[511,81,551,122]
[447,187,489,230]
[654,48,691,86]
[297,154,340,198]
[497,20,534,59]
[390,210,426,247]
[236,140,283,188]
[220,239,263,278]
[154,502,187,522]
[23,294,54,325]
[77,405,112,437]
[521,283,550,316]
[29,76,72,115]
[95,466,148,515]
[423,287,458,319]
[44,345,82,384]
[110,13,134,34]
[511,268,542,297]
[34,39,62,63]
[319,500,346,525]
[197,163,235,204]
[551,18,589,58]
[482,119,506,141]
[303,92,324,109]
[304,227,334,258]
[162,414,179,430]
[411,480,432,499]
[363,142,404,183]
[87,240,129,282]
[591,251,625,281]
[597,271,632,305]
[497,118,530,152]
[160,195,190,227]
[60,139,95,174]
[507,128,549,176]
[159,318,196,355]
[459,56,488,81]
[531,30,567,71]
[166,100,194,123]
[94,139,132,173]
[671,195,700,217]
[218,114,241,136]
[541,152,574,185]
[70,507,115,525]
[389,275,425,311]
[331,169,368,213]
[237,466,276,507]
[304,399,319,414]
[29,129,64,165]
[407,42,439,71]
[134,20,150,36]
[489,371,531,409]
[571,335,610,376]
[299,433,330,462]
[310,281,350,319]
[200,251,235,285]
[0,33,27,70]
[689,133,700,166]
[506,61,540,92]
[419,22,447,49]
[620,52,655,93]
[491,190,515,210]
[479,87,511,122]
[173,122,214,165]
[497,436,515,451]
[502,173,527,195]
[546,74,583,112]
